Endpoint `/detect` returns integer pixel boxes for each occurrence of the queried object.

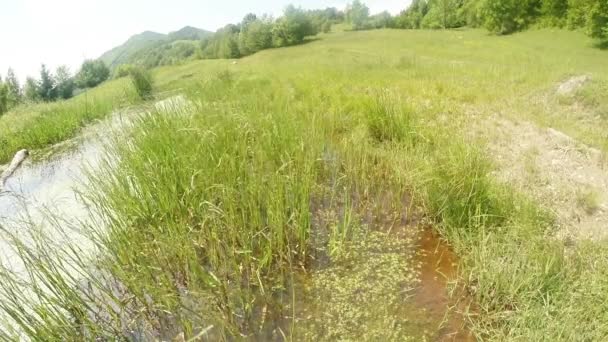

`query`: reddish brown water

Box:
[415,228,475,341]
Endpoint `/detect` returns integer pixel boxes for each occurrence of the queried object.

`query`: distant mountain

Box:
[168,26,212,41]
[99,27,213,69]
[100,31,166,69]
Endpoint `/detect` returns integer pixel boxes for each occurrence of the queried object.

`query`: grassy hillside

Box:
[99,27,212,69]
[2,28,608,340]
[99,31,167,68]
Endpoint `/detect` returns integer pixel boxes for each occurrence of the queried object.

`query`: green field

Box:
[2,28,608,340]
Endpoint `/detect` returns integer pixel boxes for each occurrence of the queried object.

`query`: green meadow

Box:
[1,28,608,340]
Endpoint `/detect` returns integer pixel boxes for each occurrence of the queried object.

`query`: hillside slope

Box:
[99,26,212,68]
[99,31,166,68]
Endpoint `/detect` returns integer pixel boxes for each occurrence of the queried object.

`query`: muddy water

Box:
[416,229,474,341]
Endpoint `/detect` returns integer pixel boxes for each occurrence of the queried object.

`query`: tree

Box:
[587,0,608,38]
[241,13,258,27]
[307,7,343,33]
[203,24,242,59]
[369,11,394,28]
[441,0,465,28]
[395,0,429,29]
[38,64,56,101]
[542,0,569,19]
[272,6,316,47]
[55,65,75,100]
[459,0,485,27]
[422,0,465,29]
[565,0,607,37]
[24,77,40,102]
[239,18,274,55]
[76,59,110,88]
[0,83,8,115]
[219,35,241,58]
[346,0,370,30]
[5,68,21,108]
[480,0,541,34]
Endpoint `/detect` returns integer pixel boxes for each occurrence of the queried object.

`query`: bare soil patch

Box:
[483,116,608,241]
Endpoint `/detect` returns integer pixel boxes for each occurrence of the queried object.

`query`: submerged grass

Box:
[1,28,608,340]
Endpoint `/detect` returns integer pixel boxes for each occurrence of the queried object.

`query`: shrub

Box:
[76,60,110,88]
[346,0,370,30]
[0,84,8,115]
[480,0,540,34]
[113,64,137,79]
[129,67,154,99]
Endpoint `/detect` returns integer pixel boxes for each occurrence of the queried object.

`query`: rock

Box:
[547,128,575,145]
[556,75,590,96]
[0,149,29,188]
[172,332,185,342]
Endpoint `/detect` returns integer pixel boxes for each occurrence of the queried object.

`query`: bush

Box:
[77,60,110,88]
[481,0,540,34]
[421,0,465,29]
[0,84,8,115]
[129,67,153,99]
[239,18,273,55]
[272,6,316,47]
[322,21,332,33]
[566,0,608,39]
[113,64,137,79]
[346,0,370,30]
[587,0,608,39]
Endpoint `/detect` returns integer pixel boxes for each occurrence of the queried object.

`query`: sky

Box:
[0,0,409,82]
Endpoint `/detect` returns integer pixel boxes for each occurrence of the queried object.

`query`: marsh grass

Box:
[129,67,154,100]
[365,91,415,144]
[2,28,608,341]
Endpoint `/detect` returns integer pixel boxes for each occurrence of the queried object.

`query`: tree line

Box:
[197,6,342,60]
[0,60,111,115]
[354,0,608,37]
